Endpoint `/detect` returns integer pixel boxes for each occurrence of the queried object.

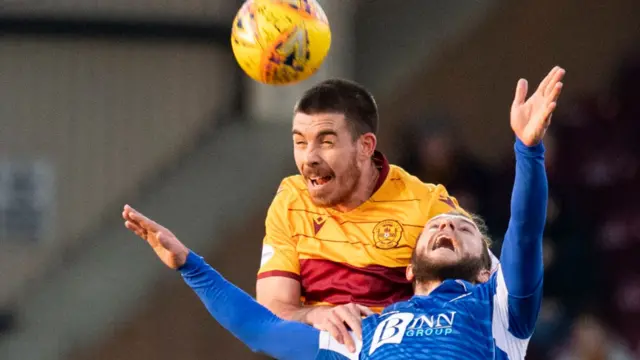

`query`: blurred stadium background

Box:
[1,0,639,359]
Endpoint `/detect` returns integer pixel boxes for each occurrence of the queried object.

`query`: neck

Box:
[333,159,379,212]
[413,280,443,296]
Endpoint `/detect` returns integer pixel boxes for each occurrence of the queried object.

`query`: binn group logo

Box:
[369,311,457,355]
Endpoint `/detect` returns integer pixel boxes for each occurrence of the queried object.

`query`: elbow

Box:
[259,300,288,319]
[260,299,302,322]
[510,309,541,340]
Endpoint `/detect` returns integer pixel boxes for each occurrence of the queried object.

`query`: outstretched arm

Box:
[501,137,547,294]
[121,205,320,360]
[498,138,547,332]
[180,251,320,360]
[495,66,565,343]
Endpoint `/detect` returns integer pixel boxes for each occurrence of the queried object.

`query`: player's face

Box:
[410,215,487,283]
[292,112,362,207]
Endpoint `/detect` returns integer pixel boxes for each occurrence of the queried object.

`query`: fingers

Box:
[356,304,375,317]
[539,80,564,125]
[512,78,528,107]
[536,66,560,95]
[542,102,557,127]
[544,67,565,97]
[325,312,354,352]
[334,306,363,342]
[320,303,369,353]
[122,205,158,232]
[124,220,144,236]
[321,320,343,344]
[547,78,564,104]
[122,205,160,243]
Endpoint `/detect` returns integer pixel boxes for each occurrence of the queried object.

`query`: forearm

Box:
[500,138,547,296]
[180,252,319,360]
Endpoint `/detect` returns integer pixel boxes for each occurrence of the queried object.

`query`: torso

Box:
[283,164,457,309]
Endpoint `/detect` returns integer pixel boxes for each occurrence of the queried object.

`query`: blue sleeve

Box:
[179,251,320,360]
[498,138,547,338]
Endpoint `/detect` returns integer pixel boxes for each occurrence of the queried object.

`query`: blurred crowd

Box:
[398,55,640,359]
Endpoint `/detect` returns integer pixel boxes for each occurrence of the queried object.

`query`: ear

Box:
[406,264,415,282]
[476,269,491,284]
[358,133,377,159]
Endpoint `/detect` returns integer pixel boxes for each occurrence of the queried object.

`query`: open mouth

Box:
[308,176,333,188]
[432,235,456,252]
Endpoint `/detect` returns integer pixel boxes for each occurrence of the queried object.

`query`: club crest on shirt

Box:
[372,220,403,249]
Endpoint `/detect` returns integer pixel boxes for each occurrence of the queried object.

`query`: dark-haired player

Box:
[256,78,472,350]
[123,66,565,359]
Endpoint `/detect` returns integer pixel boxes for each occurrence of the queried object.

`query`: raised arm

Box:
[499,139,547,301]
[496,66,565,342]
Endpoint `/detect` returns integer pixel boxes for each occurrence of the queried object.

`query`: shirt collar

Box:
[372,150,390,193]
[411,279,475,302]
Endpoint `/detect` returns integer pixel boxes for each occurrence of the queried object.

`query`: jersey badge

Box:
[372,220,403,249]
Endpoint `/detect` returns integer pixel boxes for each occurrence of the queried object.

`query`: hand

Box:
[308,303,374,353]
[122,204,189,270]
[511,66,566,146]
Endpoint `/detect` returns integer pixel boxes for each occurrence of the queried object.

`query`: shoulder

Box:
[385,165,451,199]
[471,273,499,301]
[271,175,308,206]
[380,298,415,314]
[277,175,306,195]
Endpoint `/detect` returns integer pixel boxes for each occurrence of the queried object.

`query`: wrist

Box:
[177,250,199,272]
[300,305,331,325]
[176,246,189,267]
[515,137,545,155]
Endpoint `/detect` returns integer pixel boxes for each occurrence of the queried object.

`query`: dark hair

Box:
[294,78,378,139]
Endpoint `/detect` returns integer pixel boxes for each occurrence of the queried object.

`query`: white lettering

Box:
[437,312,456,328]
[369,311,457,354]
[408,312,456,329]
[369,313,414,355]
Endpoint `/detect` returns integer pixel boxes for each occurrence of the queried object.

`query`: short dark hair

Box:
[294,78,378,138]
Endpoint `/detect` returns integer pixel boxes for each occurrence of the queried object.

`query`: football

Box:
[231,0,331,85]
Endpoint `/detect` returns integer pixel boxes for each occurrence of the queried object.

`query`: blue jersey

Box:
[179,139,546,360]
[316,268,537,359]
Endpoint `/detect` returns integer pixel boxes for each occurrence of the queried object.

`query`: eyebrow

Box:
[291,129,339,137]
[427,216,479,231]
[457,219,478,229]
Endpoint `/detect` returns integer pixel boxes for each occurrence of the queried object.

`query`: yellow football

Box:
[231,0,331,85]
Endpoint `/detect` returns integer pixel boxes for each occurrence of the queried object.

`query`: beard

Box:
[411,251,486,284]
[308,152,362,207]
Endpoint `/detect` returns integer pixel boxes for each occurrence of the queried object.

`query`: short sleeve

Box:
[257,182,300,280]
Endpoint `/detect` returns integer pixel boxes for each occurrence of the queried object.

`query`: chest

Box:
[289,203,427,266]
[361,298,494,359]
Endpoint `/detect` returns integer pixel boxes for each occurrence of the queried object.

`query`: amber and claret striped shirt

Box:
[257,151,465,312]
